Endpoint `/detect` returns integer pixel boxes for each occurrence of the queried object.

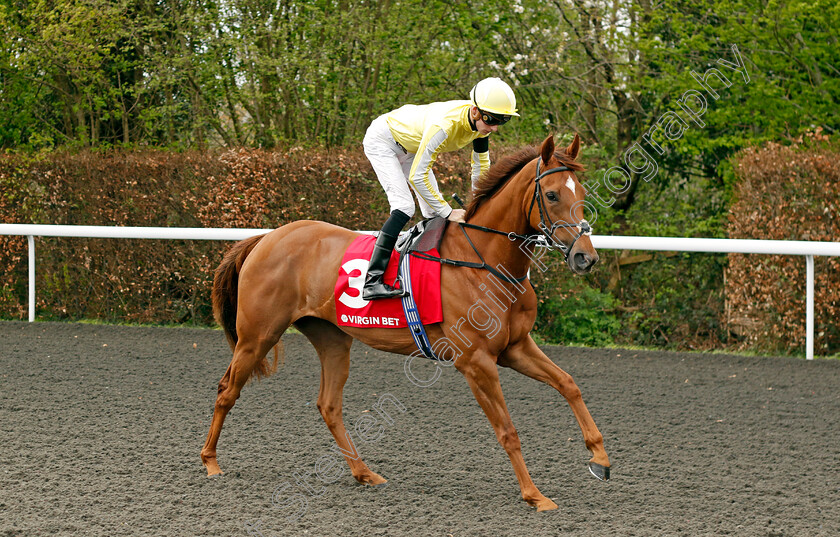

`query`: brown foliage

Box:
[0,147,473,324]
[725,131,840,355]
[0,161,32,318]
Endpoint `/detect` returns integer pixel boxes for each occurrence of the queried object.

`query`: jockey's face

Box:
[471,106,499,135]
[477,118,499,135]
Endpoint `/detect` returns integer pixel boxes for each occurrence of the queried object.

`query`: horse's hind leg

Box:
[294,317,387,486]
[201,325,285,476]
[499,335,610,480]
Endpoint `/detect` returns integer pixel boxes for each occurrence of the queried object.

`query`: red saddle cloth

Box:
[334,234,443,328]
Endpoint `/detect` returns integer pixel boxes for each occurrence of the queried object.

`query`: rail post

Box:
[806,254,814,360]
[28,235,35,322]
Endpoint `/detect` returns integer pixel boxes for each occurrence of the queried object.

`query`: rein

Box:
[410,225,529,284]
[409,157,592,282]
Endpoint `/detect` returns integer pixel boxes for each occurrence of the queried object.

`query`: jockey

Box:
[361,77,519,300]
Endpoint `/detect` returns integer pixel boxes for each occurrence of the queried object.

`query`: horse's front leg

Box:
[499,335,610,480]
[455,351,559,511]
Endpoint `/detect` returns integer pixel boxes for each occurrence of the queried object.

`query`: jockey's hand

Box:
[447,208,466,223]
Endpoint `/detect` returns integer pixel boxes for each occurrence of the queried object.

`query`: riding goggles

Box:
[479,109,512,126]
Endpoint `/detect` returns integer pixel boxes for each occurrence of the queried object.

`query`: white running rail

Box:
[3,224,840,359]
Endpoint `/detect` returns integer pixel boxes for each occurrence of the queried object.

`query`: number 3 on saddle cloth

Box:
[334,218,446,360]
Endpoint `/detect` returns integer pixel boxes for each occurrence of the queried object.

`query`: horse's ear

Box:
[565,133,581,161]
[540,134,555,165]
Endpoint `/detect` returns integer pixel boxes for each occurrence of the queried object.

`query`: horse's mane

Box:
[464,145,585,220]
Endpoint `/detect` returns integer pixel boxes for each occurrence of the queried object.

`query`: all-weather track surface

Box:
[1,322,839,537]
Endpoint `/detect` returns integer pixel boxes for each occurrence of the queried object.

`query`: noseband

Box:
[525,159,592,261]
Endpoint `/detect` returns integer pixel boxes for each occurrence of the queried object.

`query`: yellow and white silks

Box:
[362,100,490,219]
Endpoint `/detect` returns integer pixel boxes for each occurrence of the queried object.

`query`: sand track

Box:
[1,321,838,536]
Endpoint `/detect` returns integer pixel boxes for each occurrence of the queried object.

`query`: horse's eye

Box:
[546,191,559,202]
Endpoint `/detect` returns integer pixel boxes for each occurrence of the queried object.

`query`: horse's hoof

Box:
[356,472,387,487]
[364,476,387,487]
[535,498,559,511]
[203,457,224,477]
[588,462,610,481]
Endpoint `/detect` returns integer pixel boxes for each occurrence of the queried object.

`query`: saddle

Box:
[395,216,448,257]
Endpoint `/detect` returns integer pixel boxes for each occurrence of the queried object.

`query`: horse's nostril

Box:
[574,252,598,271]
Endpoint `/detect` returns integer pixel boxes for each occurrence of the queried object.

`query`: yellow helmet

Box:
[469,77,520,117]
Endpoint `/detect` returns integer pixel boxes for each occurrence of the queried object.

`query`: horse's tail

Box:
[211,234,266,351]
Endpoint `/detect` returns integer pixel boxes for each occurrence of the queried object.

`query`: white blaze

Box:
[565,176,576,196]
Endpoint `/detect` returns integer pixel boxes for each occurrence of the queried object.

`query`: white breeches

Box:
[362,115,439,219]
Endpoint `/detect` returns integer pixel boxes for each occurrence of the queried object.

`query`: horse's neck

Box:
[444,173,534,277]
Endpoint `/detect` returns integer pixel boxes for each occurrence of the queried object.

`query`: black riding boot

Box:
[363,210,411,300]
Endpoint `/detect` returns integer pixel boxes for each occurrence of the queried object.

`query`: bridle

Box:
[410,156,593,283]
[525,159,592,261]
[462,157,592,263]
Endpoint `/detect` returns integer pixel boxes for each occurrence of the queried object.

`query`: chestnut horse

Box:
[200,134,610,511]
